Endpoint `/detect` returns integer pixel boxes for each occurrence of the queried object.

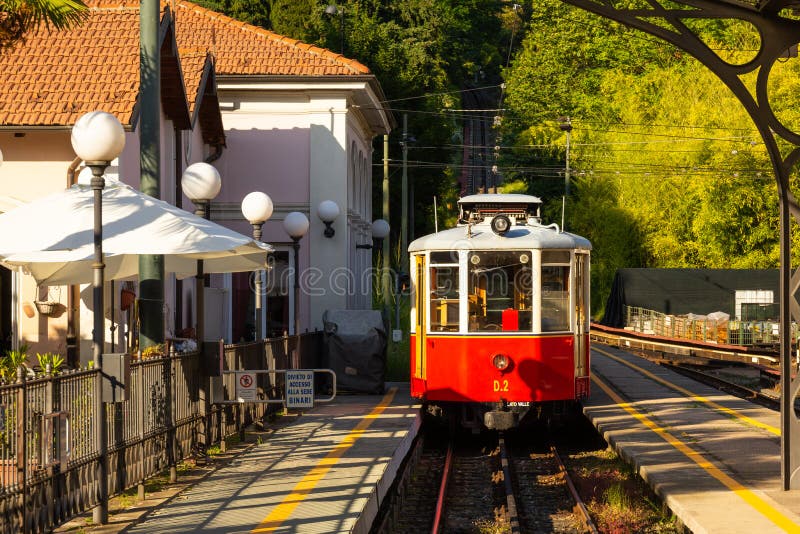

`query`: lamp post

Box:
[181,162,220,456]
[283,211,309,367]
[181,162,222,345]
[242,192,274,340]
[70,110,125,526]
[356,219,391,320]
[325,4,345,55]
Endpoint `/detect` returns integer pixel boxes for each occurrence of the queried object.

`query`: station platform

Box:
[112,383,420,534]
[586,344,800,534]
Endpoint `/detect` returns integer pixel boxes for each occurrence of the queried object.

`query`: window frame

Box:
[427,253,461,333]
[540,250,573,333]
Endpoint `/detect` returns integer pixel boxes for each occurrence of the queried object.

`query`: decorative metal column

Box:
[139,0,164,350]
[562,0,800,490]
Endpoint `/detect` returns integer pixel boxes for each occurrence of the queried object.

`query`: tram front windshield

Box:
[468,250,532,332]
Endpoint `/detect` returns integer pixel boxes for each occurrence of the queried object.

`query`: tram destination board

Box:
[286,370,315,408]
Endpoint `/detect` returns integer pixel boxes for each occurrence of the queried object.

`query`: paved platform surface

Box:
[65,383,420,534]
[586,345,800,534]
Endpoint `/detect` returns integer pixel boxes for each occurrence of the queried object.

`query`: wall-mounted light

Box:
[356,218,390,250]
[317,200,340,238]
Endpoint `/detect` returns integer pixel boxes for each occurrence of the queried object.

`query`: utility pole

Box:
[559,116,572,197]
[401,114,408,271]
[382,134,390,308]
[139,0,163,350]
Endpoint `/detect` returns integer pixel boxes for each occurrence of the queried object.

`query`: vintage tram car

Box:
[409,194,591,431]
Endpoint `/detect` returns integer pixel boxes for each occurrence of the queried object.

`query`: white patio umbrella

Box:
[0,180,272,285]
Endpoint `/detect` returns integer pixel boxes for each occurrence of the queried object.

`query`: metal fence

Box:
[624,306,795,347]
[0,331,322,533]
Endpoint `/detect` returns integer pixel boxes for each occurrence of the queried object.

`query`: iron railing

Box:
[624,306,796,347]
[0,331,322,533]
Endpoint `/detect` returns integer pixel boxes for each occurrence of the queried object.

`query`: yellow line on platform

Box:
[593,346,780,436]
[592,374,799,532]
[251,387,398,533]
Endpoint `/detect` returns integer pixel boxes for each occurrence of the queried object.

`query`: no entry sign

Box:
[286,370,314,408]
[236,372,257,402]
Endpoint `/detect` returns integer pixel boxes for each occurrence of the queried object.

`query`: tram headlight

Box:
[490,214,511,236]
[492,353,511,371]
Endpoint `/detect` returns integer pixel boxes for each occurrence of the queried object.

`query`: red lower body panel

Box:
[411,334,580,403]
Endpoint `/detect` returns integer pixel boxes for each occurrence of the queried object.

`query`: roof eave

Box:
[216,74,395,134]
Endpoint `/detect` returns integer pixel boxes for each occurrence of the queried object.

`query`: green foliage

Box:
[141,343,165,360]
[36,352,65,375]
[0,0,89,49]
[0,344,28,382]
[501,1,796,313]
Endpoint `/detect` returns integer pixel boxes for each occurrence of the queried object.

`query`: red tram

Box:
[409,194,591,431]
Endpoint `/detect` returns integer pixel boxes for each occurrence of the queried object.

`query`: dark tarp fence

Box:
[322,309,387,394]
[601,268,778,327]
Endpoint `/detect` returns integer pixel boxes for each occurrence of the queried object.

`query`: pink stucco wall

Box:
[213,127,310,205]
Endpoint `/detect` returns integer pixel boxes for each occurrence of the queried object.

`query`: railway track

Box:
[426,431,598,533]
[591,328,790,412]
[659,361,781,411]
[501,433,598,534]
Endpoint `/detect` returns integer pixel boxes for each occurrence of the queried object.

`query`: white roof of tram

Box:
[408,224,592,252]
[410,193,591,252]
[457,193,543,205]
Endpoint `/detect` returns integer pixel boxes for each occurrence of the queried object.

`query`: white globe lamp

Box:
[241,191,274,225]
[283,211,310,240]
[372,219,390,240]
[317,200,340,238]
[71,111,125,163]
[181,162,221,203]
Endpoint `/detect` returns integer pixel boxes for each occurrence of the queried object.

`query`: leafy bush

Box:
[0,344,29,382]
[36,352,65,375]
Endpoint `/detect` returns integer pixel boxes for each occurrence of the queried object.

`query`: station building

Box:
[0,0,392,360]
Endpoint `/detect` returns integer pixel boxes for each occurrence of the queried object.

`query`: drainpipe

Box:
[174,128,182,335]
[66,157,81,368]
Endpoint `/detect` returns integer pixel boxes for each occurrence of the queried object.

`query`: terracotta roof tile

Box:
[171,0,370,77]
[0,0,370,127]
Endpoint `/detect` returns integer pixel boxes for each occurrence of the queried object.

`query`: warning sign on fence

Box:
[236,372,257,402]
[286,370,314,408]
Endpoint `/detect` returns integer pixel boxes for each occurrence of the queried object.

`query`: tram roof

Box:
[457,193,542,205]
[408,223,591,252]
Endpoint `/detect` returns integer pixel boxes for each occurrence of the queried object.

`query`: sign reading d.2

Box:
[286,370,314,408]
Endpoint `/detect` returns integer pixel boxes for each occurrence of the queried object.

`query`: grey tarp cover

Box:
[601,268,779,328]
[322,309,386,394]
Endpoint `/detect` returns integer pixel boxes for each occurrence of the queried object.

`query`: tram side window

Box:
[429,265,460,331]
[541,257,570,332]
[468,250,533,332]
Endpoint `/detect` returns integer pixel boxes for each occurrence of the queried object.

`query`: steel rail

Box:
[551,443,599,534]
[660,362,781,412]
[498,433,521,534]
[430,438,453,534]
